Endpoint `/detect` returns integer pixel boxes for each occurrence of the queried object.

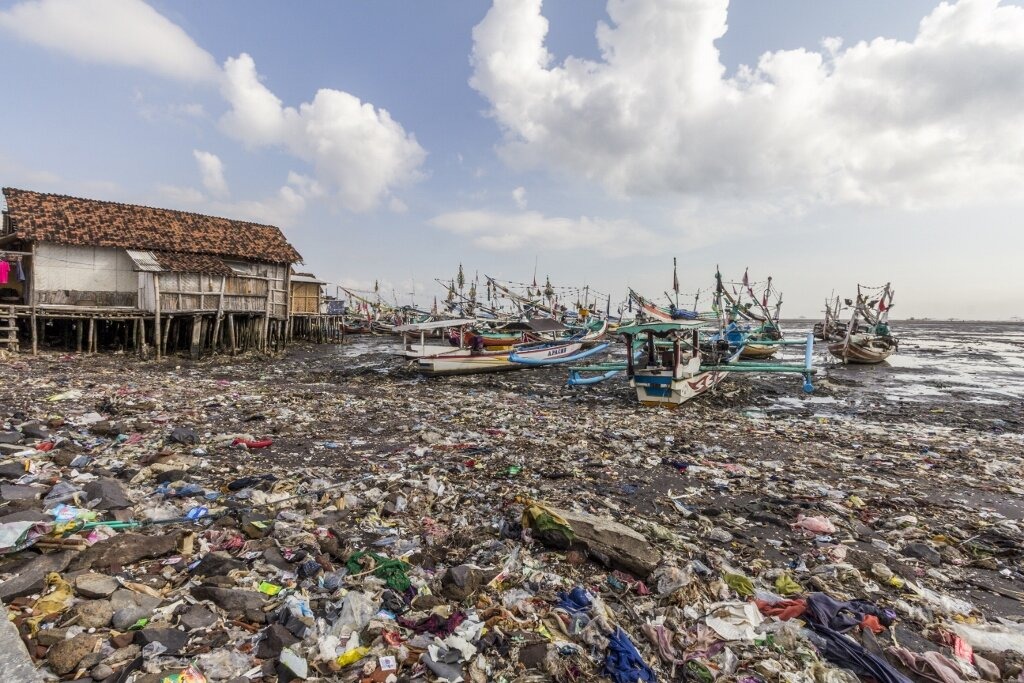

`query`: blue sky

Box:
[1,0,1022,318]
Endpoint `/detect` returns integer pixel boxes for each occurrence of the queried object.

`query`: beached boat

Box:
[394,318,478,359]
[828,283,898,364]
[567,321,815,406]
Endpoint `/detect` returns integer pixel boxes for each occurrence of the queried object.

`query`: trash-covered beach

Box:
[1,320,1023,682]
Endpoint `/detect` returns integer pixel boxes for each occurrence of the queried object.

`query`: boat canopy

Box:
[501,318,568,333]
[616,321,709,336]
[393,318,476,332]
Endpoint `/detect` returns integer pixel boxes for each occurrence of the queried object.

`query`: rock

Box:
[421,431,443,445]
[0,616,44,682]
[91,663,114,680]
[192,585,266,620]
[112,607,152,631]
[441,564,492,601]
[0,431,24,445]
[169,426,199,445]
[109,588,162,613]
[240,512,273,539]
[192,551,245,576]
[82,478,132,510]
[19,421,50,439]
[36,627,70,646]
[179,605,218,631]
[155,469,188,484]
[69,532,178,571]
[256,623,299,659]
[0,462,26,478]
[47,633,99,676]
[264,546,294,570]
[0,484,43,500]
[135,627,190,654]
[0,550,77,602]
[0,509,50,524]
[71,600,114,629]
[532,504,662,577]
[75,573,119,599]
[903,542,942,566]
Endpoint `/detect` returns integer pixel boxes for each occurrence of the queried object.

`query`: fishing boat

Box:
[828,283,898,364]
[567,321,815,406]
[814,294,848,341]
[416,318,608,376]
[394,318,478,359]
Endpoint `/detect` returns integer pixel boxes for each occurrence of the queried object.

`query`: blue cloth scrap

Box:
[603,627,656,683]
[556,586,593,613]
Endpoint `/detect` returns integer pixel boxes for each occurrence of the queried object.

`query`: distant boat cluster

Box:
[339,263,898,407]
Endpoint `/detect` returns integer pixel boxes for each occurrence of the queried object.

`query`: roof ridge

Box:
[1,187,282,231]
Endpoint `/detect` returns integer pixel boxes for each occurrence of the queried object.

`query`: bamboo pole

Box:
[30,306,37,355]
[212,276,226,353]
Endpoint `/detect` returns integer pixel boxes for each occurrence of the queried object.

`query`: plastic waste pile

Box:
[0,349,1022,682]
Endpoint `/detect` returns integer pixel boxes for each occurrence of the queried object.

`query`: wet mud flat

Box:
[0,322,1023,681]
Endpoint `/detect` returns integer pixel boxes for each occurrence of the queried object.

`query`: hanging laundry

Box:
[0,259,9,284]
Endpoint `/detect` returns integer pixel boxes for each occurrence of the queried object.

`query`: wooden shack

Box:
[0,187,302,357]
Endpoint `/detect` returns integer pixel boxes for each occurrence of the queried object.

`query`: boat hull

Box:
[828,336,896,364]
[417,352,517,375]
[739,343,778,360]
[631,369,729,406]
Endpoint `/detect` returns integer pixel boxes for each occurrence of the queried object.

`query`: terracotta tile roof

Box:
[2,188,302,264]
[151,251,233,275]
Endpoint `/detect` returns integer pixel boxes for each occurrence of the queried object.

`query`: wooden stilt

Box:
[227,314,236,355]
[154,276,162,360]
[30,307,38,355]
[190,315,202,360]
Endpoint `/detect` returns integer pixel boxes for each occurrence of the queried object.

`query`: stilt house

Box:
[0,188,302,356]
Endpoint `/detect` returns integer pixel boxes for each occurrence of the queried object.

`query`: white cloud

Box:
[0,0,220,83]
[220,53,427,212]
[157,184,204,204]
[429,209,658,255]
[470,0,1024,208]
[512,186,527,208]
[389,197,409,213]
[193,150,228,198]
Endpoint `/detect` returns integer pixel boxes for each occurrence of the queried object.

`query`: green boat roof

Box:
[616,321,709,335]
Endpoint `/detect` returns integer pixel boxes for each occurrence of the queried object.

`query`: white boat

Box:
[393,318,478,359]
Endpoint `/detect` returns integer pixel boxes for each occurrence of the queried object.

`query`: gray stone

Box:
[36,627,70,646]
[91,663,115,680]
[191,551,245,576]
[46,633,99,676]
[69,532,178,571]
[263,546,294,570]
[19,421,50,440]
[532,504,662,578]
[112,606,153,631]
[83,478,132,510]
[0,431,24,445]
[0,509,50,524]
[0,484,43,500]
[179,605,218,631]
[135,627,189,654]
[0,550,77,602]
[75,573,120,599]
[0,462,26,478]
[241,512,273,539]
[192,585,266,619]
[256,623,299,659]
[109,588,161,612]
[903,542,942,566]
[0,617,44,682]
[71,600,114,629]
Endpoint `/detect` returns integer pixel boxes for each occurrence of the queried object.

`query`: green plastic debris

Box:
[346,551,412,592]
[775,573,803,596]
[259,581,282,596]
[723,572,754,597]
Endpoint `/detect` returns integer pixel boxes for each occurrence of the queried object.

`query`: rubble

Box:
[0,340,1022,682]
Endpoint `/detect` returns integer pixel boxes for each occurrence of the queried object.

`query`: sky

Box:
[1,0,1022,319]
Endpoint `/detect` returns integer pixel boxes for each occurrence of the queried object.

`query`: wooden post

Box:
[134,318,140,355]
[227,313,236,355]
[30,307,38,355]
[154,275,162,360]
[262,282,272,352]
[190,315,202,360]
[162,315,172,356]
[87,318,95,354]
[211,276,226,353]
[75,321,83,352]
